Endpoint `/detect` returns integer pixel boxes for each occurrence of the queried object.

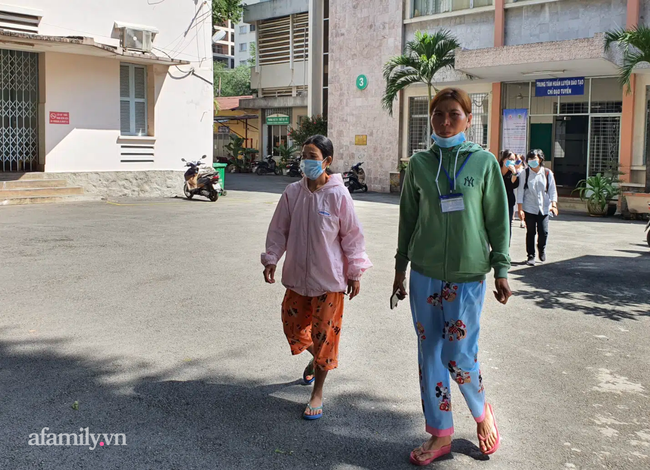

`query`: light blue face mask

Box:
[300,159,325,180]
[528,160,540,169]
[432,131,467,149]
[505,160,515,168]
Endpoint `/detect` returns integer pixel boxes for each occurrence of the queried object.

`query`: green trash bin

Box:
[213,163,228,196]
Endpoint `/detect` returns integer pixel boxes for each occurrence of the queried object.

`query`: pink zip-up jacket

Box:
[261,174,372,297]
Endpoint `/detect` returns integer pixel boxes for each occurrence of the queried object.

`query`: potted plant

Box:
[277,143,299,175]
[573,173,621,217]
[225,136,258,173]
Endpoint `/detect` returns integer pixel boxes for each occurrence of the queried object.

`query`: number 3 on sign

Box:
[356,74,368,90]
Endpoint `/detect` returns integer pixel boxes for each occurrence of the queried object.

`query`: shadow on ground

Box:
[511,252,650,321]
[0,335,485,469]
[225,173,400,205]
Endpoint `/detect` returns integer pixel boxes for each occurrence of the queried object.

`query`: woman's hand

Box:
[518,210,525,222]
[551,203,559,217]
[493,278,512,305]
[347,280,361,300]
[263,265,276,284]
[393,271,408,300]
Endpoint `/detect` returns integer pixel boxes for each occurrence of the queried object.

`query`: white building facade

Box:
[0,0,213,197]
[235,0,262,67]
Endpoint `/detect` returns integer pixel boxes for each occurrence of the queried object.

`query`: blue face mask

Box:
[431,131,467,148]
[505,160,515,167]
[528,160,540,169]
[300,159,325,180]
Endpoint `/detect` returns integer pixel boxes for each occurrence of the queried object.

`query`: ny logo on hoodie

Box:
[464,176,475,187]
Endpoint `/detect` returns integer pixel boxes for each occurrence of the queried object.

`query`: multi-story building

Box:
[213,20,235,69]
[0,0,213,198]
[332,0,650,195]
[247,0,648,197]
[234,0,262,67]
[241,0,328,158]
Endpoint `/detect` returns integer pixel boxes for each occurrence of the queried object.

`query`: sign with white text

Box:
[535,77,585,97]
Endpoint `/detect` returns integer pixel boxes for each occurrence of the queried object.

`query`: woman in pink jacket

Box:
[262,135,372,420]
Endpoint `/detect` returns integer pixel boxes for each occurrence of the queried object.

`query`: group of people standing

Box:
[260,87,556,465]
[498,148,559,266]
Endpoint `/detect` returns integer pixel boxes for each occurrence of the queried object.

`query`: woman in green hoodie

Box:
[393,88,512,465]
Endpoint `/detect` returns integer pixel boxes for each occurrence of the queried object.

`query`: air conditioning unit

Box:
[122,28,153,52]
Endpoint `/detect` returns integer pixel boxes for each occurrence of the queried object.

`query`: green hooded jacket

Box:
[396,141,511,282]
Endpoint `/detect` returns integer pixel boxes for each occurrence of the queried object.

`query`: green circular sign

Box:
[356,74,368,90]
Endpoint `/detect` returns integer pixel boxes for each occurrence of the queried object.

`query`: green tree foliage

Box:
[382,30,460,135]
[214,63,252,97]
[212,0,244,25]
[288,115,328,147]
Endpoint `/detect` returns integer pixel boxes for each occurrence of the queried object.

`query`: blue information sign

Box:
[535,77,585,97]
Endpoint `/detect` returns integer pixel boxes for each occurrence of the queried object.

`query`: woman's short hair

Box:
[526,149,545,162]
[429,87,473,117]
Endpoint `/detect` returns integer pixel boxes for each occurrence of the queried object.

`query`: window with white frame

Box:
[249,24,256,32]
[239,43,247,52]
[120,64,147,136]
[408,97,430,156]
[239,25,248,34]
[413,0,493,18]
[467,93,489,148]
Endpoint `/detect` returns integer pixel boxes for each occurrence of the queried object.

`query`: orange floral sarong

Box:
[281,289,344,371]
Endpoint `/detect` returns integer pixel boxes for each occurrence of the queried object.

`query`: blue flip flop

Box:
[302,404,323,420]
[302,359,315,385]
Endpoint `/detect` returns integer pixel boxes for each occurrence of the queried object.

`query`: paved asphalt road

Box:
[1,173,649,470]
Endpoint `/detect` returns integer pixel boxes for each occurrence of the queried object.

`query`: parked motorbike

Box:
[343,162,368,193]
[182,155,221,202]
[286,156,302,177]
[253,155,282,176]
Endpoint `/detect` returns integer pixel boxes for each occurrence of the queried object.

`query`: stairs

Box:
[558,196,588,213]
[0,173,98,206]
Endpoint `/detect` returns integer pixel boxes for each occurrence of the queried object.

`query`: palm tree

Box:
[605,25,650,192]
[604,25,650,92]
[382,30,461,137]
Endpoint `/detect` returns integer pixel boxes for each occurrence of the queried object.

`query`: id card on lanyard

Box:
[435,148,473,213]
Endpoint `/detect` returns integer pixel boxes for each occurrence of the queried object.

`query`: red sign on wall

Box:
[49,112,70,125]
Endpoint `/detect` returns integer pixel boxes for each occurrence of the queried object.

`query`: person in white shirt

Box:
[517,149,559,266]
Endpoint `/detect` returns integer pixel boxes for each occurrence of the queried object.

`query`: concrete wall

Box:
[328,0,403,192]
[405,11,495,50]
[244,0,309,22]
[632,74,649,184]
[252,61,309,89]
[505,0,627,46]
[14,0,213,174]
[43,53,120,172]
[641,0,650,25]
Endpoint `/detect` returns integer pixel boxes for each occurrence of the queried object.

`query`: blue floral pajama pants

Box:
[409,269,487,436]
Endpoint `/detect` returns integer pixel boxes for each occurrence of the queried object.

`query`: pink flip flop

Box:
[478,403,501,455]
[409,444,452,466]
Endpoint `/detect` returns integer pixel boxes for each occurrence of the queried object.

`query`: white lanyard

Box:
[435,147,463,196]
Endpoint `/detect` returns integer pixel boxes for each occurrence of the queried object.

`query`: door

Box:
[553,116,588,192]
[266,125,287,157]
[0,49,39,172]
[530,123,553,162]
